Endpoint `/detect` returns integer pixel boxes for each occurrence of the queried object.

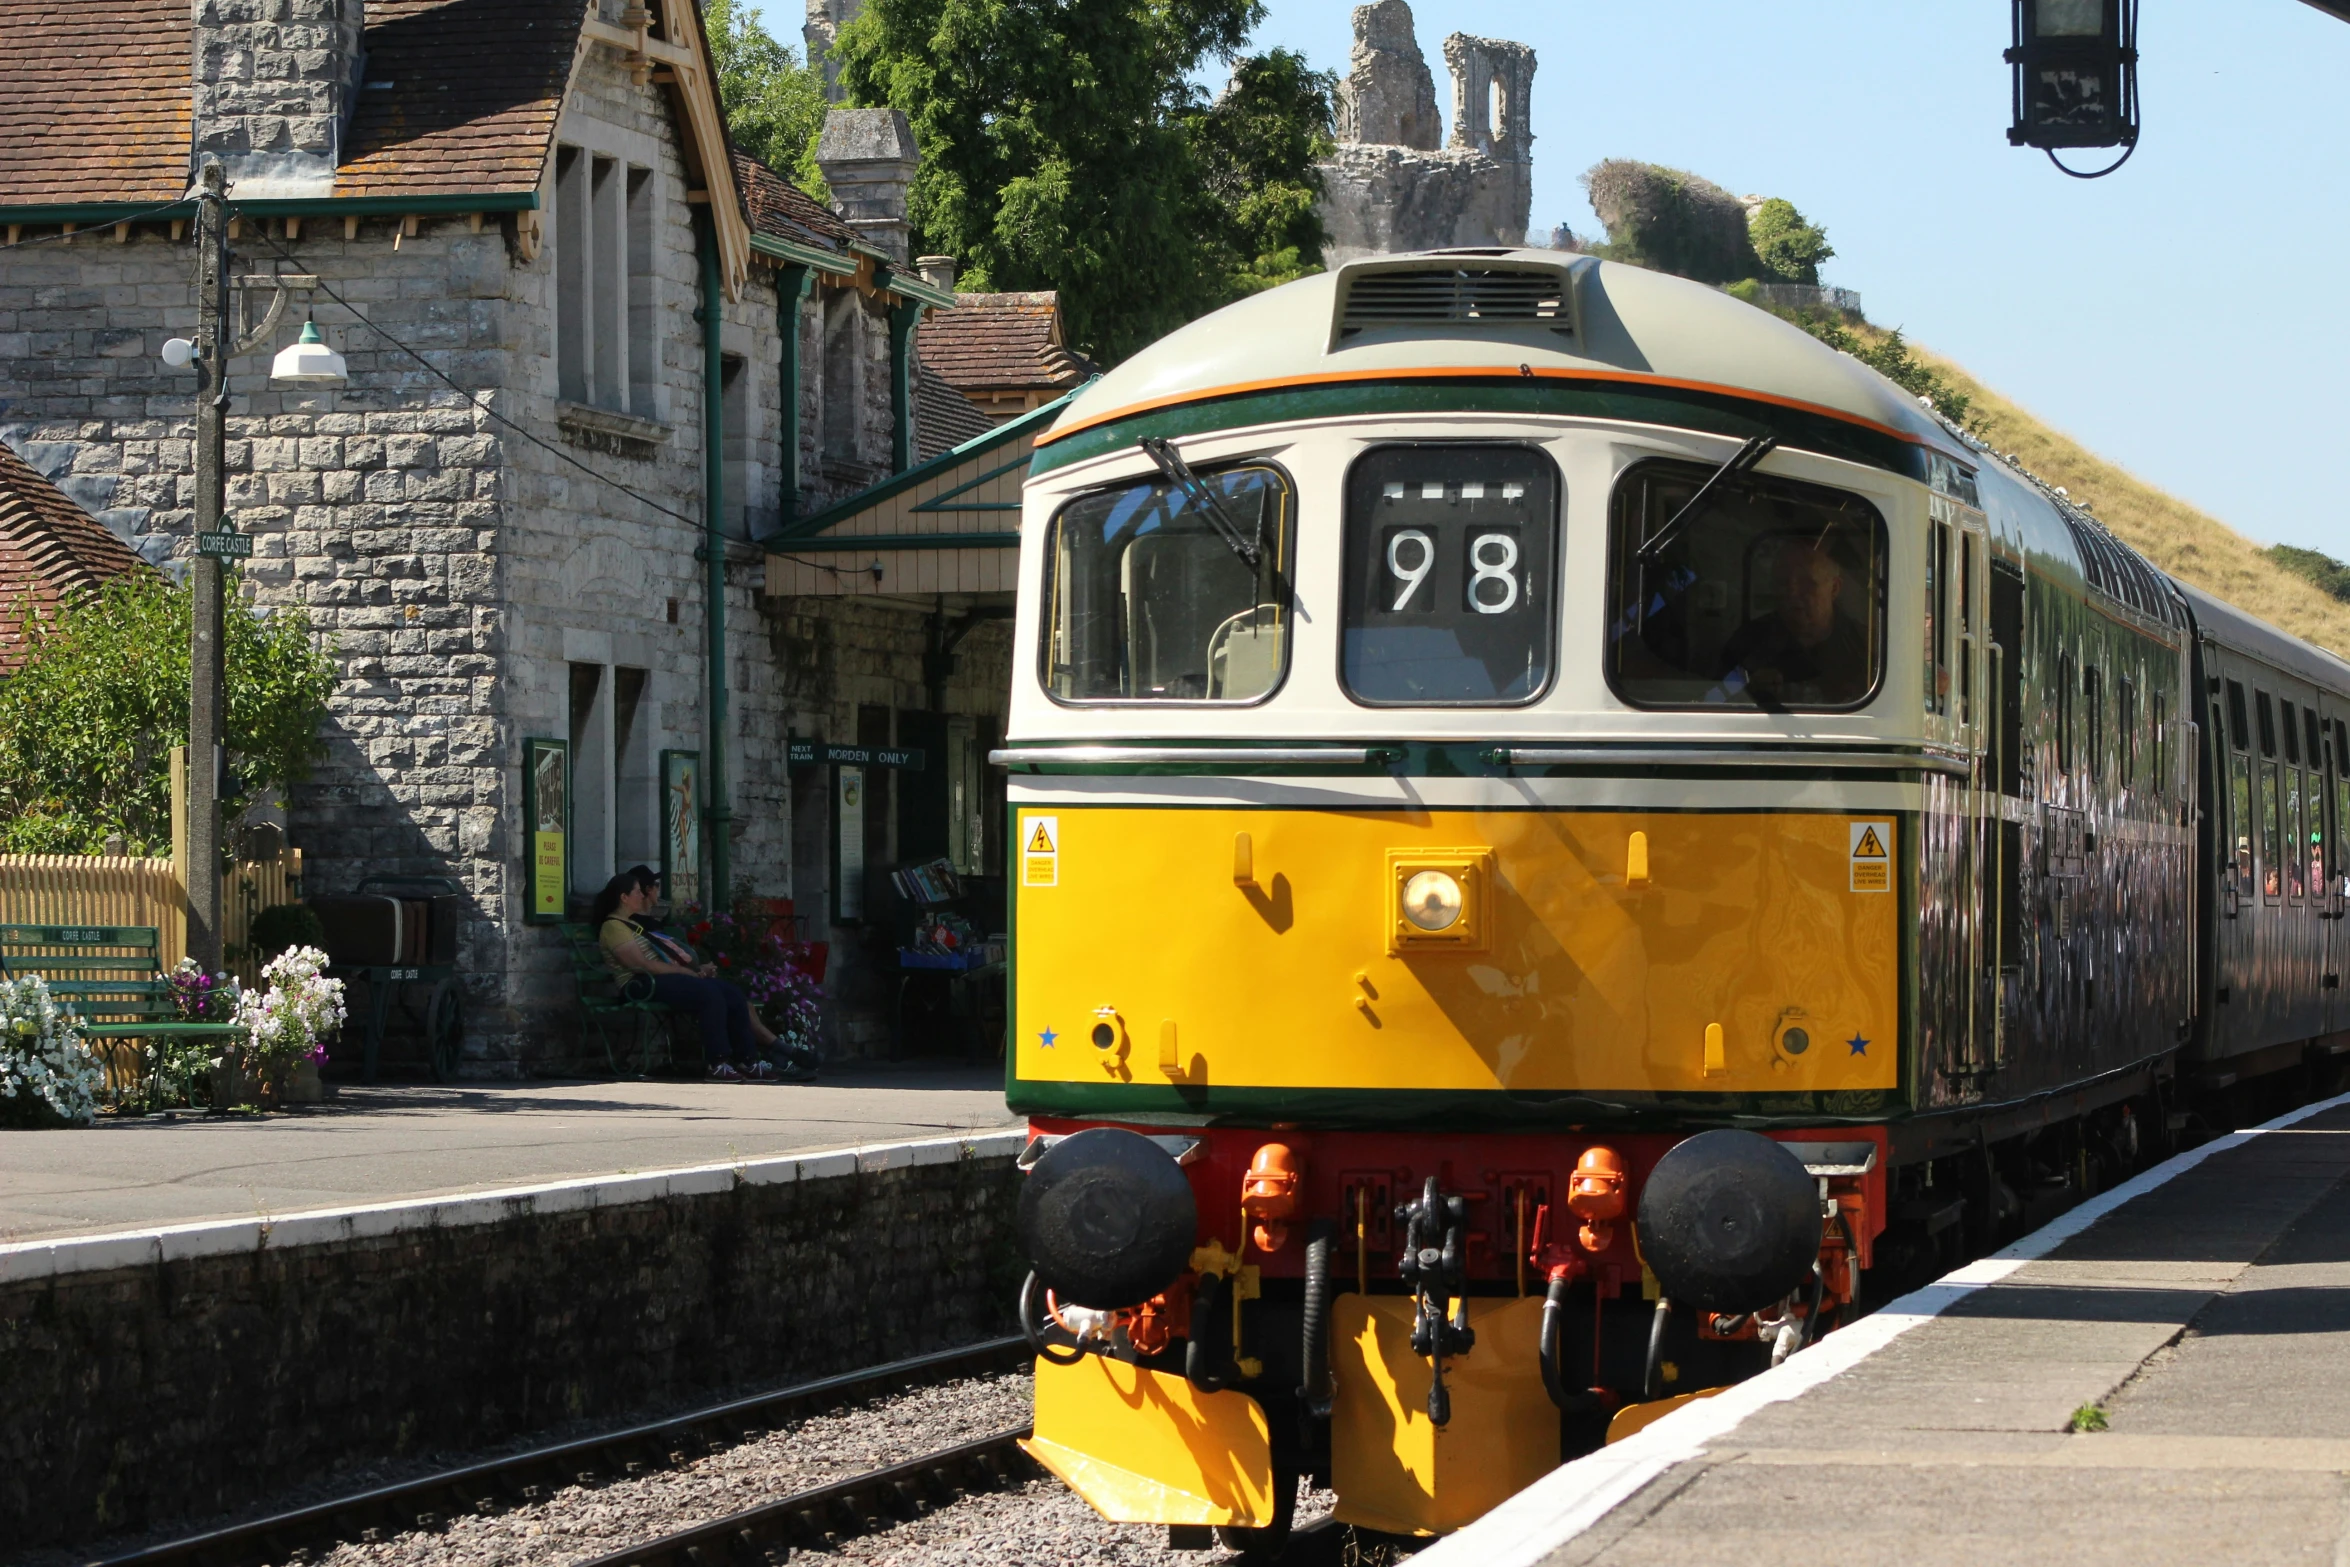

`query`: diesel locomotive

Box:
[991,248,2350,1550]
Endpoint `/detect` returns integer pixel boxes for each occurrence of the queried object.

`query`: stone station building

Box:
[0,0,1043,1068]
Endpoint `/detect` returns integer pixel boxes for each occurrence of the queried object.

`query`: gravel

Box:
[296,1371,1036,1567]
[822,1474,1354,1566]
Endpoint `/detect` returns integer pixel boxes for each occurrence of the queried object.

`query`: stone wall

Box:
[0,1134,1025,1550]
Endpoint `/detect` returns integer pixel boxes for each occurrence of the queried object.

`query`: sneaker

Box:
[708,1062,743,1081]
[745,1059,777,1080]
[780,1052,819,1082]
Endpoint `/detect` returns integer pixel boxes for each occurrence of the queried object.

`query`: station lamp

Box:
[2006,0,2141,178]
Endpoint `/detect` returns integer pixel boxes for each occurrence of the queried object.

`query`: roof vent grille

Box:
[1338,267,1572,338]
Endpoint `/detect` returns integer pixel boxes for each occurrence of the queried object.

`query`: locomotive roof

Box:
[1041,249,1960,458]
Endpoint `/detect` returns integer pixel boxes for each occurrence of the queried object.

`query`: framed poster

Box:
[661,748,700,907]
[835,764,866,923]
[524,737,568,924]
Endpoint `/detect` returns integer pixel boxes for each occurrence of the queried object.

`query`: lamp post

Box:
[163,155,344,968]
[2006,0,2141,177]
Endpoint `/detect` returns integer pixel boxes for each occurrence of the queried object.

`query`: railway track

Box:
[566,1426,1035,1567]
[92,1337,1029,1567]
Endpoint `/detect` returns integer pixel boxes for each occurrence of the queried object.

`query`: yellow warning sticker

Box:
[1849,820,1892,893]
[1023,815,1059,888]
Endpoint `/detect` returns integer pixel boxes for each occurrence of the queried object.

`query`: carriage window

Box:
[1604,460,1884,710]
[2085,664,2103,783]
[2257,690,2278,758]
[1041,463,1292,703]
[2118,675,2136,784]
[1341,445,1559,705]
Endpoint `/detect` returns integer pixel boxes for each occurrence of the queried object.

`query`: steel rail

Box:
[567,1425,1035,1567]
[90,1336,1029,1567]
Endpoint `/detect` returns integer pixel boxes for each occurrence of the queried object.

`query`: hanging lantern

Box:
[270,317,348,385]
[2006,0,2140,177]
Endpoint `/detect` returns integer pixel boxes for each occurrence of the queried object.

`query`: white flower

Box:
[0,974,102,1125]
[236,944,347,1068]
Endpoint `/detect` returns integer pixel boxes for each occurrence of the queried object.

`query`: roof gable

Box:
[919,293,1098,398]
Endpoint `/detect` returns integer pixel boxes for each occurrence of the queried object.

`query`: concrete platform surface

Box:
[1422,1096,2350,1567]
[0,1069,1021,1243]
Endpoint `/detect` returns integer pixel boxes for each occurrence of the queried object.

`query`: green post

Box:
[888,294,923,474]
[696,211,732,909]
[777,262,813,526]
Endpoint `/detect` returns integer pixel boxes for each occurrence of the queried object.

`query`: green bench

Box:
[558,922,683,1077]
[0,925,245,1094]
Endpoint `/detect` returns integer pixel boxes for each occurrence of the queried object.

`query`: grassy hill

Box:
[1847,323,2350,659]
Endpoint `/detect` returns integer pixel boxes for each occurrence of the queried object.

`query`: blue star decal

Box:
[1847,1033,1869,1056]
[1038,1027,1058,1049]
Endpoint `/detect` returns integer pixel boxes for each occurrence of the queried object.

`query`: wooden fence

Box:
[0,850,305,985]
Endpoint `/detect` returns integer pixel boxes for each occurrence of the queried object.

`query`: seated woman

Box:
[591,867,800,1081]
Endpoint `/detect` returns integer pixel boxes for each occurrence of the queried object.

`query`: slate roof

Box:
[0,0,581,208]
[915,367,996,462]
[0,441,148,672]
[918,293,1098,397]
[0,0,190,206]
[335,0,582,201]
[732,153,855,253]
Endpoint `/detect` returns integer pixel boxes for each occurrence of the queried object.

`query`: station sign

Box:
[196,531,254,559]
[789,740,926,771]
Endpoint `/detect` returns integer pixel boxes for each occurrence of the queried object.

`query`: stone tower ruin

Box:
[1318,1,1536,264]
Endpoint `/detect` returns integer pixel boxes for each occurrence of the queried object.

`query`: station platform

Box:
[1426,1093,2350,1567]
[0,1066,1019,1243]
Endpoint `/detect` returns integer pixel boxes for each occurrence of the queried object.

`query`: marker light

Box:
[1402,870,1464,932]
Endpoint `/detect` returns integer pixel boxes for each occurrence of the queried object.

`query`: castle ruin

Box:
[1318,1,1536,264]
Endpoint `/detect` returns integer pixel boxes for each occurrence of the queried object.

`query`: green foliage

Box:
[834,0,1333,363]
[250,902,328,964]
[1581,160,1759,285]
[1748,197,1833,286]
[2264,544,2350,604]
[2070,1404,2108,1432]
[704,0,831,197]
[0,572,338,856]
[1786,309,1975,430]
[1181,49,1337,297]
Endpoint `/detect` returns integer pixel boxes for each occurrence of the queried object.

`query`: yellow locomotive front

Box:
[999,252,1974,1547]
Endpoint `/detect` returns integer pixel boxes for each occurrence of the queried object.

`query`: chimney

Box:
[816,109,919,265]
[190,0,367,199]
[915,254,957,293]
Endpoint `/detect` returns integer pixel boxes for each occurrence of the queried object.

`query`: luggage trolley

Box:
[310,876,466,1082]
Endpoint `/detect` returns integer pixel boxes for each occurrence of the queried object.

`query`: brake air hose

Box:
[1187,1270,1232,1392]
[1538,1273,1605,1414]
[1018,1270,1085,1366]
[1299,1220,1336,1420]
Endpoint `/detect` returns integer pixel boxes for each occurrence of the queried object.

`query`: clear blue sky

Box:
[754,1,2350,556]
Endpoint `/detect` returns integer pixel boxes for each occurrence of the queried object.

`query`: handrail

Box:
[991,746,1375,766]
[1491,744,1974,776]
[989,743,1976,774]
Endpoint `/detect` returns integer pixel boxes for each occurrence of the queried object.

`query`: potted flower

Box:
[0,973,102,1127]
[234,945,346,1108]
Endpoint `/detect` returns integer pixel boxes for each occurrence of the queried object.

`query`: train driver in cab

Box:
[1715,534,1870,707]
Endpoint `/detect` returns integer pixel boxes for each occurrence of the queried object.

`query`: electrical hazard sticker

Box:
[1849,820,1892,893]
[1023,815,1059,888]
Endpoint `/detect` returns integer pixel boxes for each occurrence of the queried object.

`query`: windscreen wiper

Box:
[1636,433,1780,562]
[1139,436,1262,568]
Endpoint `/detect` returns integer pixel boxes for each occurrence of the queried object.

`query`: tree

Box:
[833,0,1333,363]
[0,573,338,856]
[1183,49,1337,297]
[2266,543,2350,603]
[703,0,830,196]
[1581,160,1759,285]
[1748,197,1833,286]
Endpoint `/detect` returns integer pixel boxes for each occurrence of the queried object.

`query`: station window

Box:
[1603,459,1884,711]
[1339,445,1560,705]
[1040,462,1293,704]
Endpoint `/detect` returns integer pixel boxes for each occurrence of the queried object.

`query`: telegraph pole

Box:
[187,156,229,970]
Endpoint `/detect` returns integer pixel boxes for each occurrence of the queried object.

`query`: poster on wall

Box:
[836,764,866,923]
[661,749,700,908]
[524,737,568,924]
